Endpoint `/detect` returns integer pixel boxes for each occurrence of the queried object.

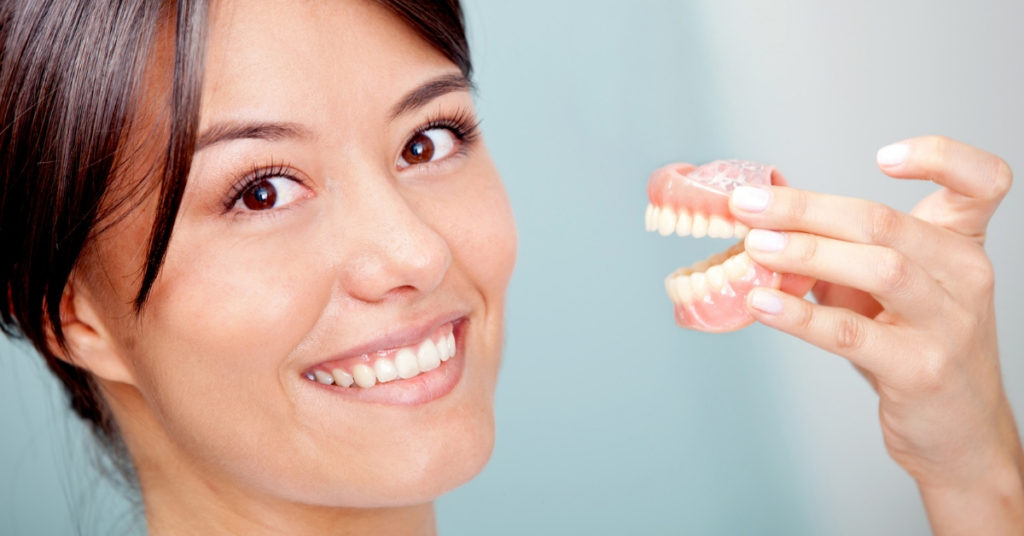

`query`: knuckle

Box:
[793,299,815,332]
[784,188,810,223]
[833,315,866,351]
[962,249,996,292]
[795,234,819,265]
[876,250,911,293]
[990,157,1013,199]
[909,347,952,393]
[867,203,901,245]
[922,135,952,160]
[915,135,955,177]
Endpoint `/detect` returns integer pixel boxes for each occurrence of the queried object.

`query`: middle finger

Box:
[744,229,947,323]
[729,185,971,282]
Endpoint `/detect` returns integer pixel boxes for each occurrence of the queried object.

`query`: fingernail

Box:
[731,186,772,212]
[749,288,784,314]
[876,143,909,167]
[746,229,786,252]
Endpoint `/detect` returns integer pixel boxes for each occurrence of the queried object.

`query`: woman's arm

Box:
[728,136,1024,534]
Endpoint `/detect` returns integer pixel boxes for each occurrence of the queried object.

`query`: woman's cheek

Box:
[139,225,329,390]
[125,227,332,471]
[474,187,517,293]
[446,159,517,294]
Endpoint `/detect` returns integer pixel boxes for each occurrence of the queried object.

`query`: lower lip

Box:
[308,321,467,406]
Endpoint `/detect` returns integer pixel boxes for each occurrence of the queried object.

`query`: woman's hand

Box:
[728,136,1024,535]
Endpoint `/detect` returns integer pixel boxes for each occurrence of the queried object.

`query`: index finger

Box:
[876,136,1013,236]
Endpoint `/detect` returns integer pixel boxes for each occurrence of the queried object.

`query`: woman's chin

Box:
[301,417,495,509]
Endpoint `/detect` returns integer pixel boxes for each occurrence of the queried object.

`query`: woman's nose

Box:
[339,187,451,303]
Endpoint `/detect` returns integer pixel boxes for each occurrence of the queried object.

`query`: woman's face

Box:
[82,0,516,507]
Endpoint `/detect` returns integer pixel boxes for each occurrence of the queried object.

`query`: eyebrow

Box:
[389,72,474,120]
[194,121,312,152]
[193,73,473,151]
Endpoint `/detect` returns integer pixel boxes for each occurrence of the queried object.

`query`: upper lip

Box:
[301,309,468,370]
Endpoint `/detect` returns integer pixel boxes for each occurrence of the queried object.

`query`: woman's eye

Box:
[398,128,457,168]
[235,177,307,212]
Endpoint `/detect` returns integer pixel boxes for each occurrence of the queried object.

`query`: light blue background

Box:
[2,1,1022,534]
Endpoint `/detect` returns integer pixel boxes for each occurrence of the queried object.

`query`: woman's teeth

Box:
[305,332,457,389]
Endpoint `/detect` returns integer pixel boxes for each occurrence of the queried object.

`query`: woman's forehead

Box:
[198,1,456,133]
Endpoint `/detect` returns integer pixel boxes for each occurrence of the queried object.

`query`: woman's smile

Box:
[299,315,469,405]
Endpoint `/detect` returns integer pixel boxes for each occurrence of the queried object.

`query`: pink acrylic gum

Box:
[647,160,788,333]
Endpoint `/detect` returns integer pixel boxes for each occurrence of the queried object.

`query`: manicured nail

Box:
[746,229,786,252]
[876,143,909,167]
[731,186,772,212]
[749,288,784,314]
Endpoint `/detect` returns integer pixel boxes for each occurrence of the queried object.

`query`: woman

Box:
[0,1,1020,535]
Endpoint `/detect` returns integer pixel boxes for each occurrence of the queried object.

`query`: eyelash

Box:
[221,109,482,212]
[412,107,481,149]
[222,162,298,213]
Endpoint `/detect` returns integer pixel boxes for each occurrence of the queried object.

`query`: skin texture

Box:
[732,136,1024,534]
[57,1,516,534]
[43,2,1018,534]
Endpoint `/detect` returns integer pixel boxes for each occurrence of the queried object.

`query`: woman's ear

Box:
[45,281,136,386]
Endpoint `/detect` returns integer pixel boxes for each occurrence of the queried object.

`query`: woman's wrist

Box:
[916,413,1024,536]
[918,460,1024,536]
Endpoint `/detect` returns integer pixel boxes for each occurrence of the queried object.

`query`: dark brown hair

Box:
[0,0,470,455]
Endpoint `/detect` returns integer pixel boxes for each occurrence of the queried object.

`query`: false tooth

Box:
[645,204,655,232]
[665,277,680,302]
[736,252,753,271]
[675,209,692,236]
[709,216,732,238]
[352,364,377,388]
[706,265,727,291]
[650,206,661,233]
[735,253,755,278]
[723,256,747,279]
[734,222,750,238]
[690,272,709,296]
[313,370,335,385]
[395,348,419,379]
[374,357,399,383]
[691,212,709,238]
[674,276,694,303]
[657,207,677,236]
[417,339,441,372]
[332,368,354,388]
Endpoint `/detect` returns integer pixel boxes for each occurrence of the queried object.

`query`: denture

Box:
[646,160,786,332]
[303,324,457,389]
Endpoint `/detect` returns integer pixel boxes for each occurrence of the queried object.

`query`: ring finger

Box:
[743,229,947,324]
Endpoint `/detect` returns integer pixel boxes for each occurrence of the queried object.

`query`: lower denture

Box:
[647,160,787,333]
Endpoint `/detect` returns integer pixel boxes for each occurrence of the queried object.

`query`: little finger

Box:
[747,288,904,374]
